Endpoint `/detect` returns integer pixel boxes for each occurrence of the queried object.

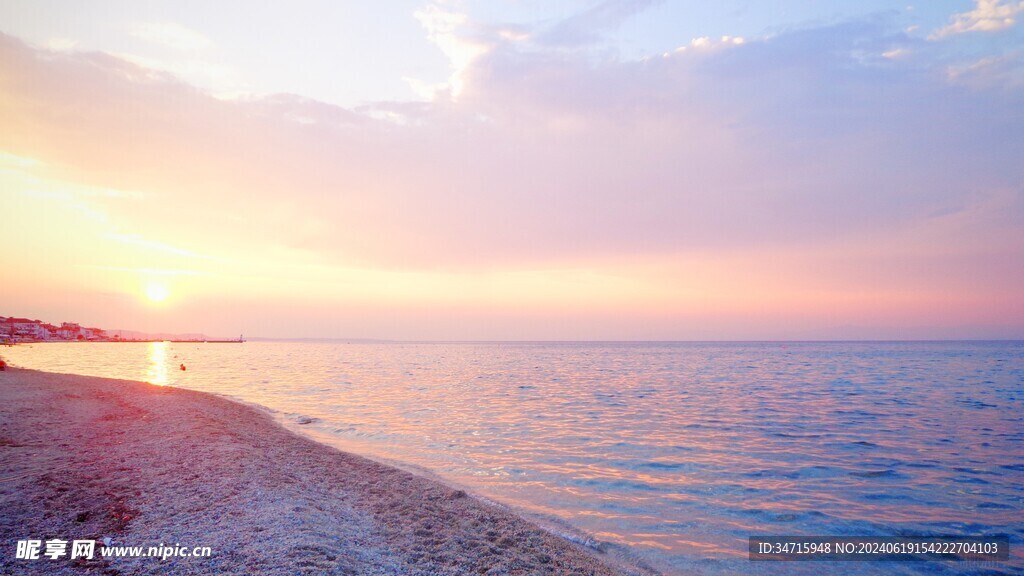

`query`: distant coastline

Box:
[0,314,241,344]
[31,338,245,344]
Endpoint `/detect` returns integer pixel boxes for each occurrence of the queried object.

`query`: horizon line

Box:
[242,337,1024,344]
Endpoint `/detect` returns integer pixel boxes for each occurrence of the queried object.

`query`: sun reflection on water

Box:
[146,341,168,386]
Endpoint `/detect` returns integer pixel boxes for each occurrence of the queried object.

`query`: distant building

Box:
[2,317,51,341]
[0,314,155,343]
[58,322,81,340]
[41,323,58,339]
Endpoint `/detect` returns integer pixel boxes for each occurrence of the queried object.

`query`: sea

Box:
[3,340,1022,575]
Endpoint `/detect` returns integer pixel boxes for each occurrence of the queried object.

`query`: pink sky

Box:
[1,2,1022,340]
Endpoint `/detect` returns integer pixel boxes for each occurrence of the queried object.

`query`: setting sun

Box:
[145,282,170,303]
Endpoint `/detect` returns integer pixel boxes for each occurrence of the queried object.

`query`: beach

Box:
[0,367,649,575]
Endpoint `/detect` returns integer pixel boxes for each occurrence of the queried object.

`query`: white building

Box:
[58,322,82,340]
[2,318,51,341]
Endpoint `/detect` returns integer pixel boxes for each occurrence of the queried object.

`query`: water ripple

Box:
[4,340,1022,575]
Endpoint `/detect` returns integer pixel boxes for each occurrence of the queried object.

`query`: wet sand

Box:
[0,368,654,575]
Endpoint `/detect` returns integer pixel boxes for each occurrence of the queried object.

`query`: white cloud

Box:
[497,28,530,42]
[77,265,207,277]
[105,50,238,96]
[412,4,490,98]
[403,75,448,101]
[538,0,660,46]
[0,150,44,168]
[669,35,745,56]
[930,0,1024,39]
[130,22,212,51]
[106,233,215,260]
[946,53,1024,88]
[45,38,78,52]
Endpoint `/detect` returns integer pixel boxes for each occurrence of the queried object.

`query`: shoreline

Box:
[0,367,656,575]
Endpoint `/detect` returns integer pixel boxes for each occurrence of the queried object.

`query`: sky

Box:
[0,0,1022,340]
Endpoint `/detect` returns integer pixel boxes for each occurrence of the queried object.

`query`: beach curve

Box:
[0,368,657,575]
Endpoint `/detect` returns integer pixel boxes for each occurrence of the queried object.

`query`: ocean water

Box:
[3,340,1022,575]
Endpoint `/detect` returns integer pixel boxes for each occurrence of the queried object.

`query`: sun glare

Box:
[145,282,170,303]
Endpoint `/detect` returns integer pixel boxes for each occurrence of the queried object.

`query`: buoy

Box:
[180,363,186,371]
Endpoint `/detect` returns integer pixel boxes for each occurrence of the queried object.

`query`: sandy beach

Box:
[0,367,652,575]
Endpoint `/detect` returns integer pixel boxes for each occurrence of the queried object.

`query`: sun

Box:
[145,282,170,303]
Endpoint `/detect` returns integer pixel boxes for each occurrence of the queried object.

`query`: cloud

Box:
[44,38,78,52]
[0,150,43,168]
[946,52,1024,88]
[106,50,235,93]
[930,0,1024,39]
[538,0,662,46]
[105,233,215,260]
[412,4,491,98]
[77,265,208,277]
[2,13,1022,338]
[882,47,910,59]
[129,22,213,51]
[106,23,238,96]
[668,35,745,55]
[0,20,1021,274]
